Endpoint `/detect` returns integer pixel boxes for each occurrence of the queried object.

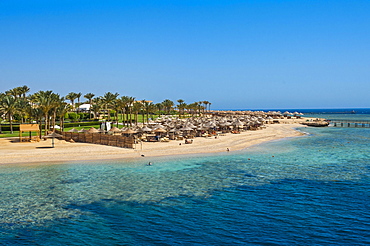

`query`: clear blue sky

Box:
[1,0,369,109]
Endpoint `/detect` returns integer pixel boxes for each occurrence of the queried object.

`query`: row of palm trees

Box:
[0,86,211,135]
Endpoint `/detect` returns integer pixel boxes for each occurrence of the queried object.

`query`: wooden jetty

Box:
[329,120,370,128]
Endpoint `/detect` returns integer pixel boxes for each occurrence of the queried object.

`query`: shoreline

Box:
[0,123,307,166]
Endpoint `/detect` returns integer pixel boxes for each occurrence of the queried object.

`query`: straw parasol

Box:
[180,126,193,131]
[154,128,167,133]
[109,127,121,133]
[141,126,153,132]
[122,128,137,134]
[153,124,166,130]
[87,127,100,133]
[42,132,63,148]
[68,128,79,133]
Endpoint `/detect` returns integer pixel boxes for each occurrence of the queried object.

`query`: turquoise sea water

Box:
[1,114,370,245]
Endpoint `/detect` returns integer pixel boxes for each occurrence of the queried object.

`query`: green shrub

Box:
[0,124,20,132]
[68,112,80,121]
[63,122,101,128]
[78,113,89,120]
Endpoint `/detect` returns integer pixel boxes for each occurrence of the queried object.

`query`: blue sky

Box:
[1,0,369,109]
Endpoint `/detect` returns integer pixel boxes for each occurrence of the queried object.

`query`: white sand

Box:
[0,121,308,165]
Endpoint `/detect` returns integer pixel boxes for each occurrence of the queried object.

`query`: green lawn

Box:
[0,114,179,138]
[0,131,41,138]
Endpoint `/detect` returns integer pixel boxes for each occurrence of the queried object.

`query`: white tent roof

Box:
[78,104,91,110]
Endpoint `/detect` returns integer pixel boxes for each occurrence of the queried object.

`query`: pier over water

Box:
[330,120,370,128]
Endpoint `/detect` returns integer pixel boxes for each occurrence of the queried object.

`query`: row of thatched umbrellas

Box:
[212,110,303,116]
[67,113,271,136]
[50,111,303,148]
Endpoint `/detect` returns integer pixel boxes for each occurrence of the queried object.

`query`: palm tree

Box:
[144,101,156,123]
[91,99,103,120]
[111,99,123,127]
[140,100,147,124]
[186,102,198,116]
[30,107,44,137]
[102,92,119,121]
[177,99,186,118]
[132,101,142,125]
[127,96,136,126]
[16,97,31,123]
[141,100,155,123]
[65,92,78,111]
[84,93,95,119]
[0,93,6,133]
[117,96,130,126]
[19,85,30,98]
[34,90,60,135]
[0,95,18,133]
[202,101,209,113]
[6,87,23,99]
[162,99,174,115]
[50,96,65,132]
[155,102,164,117]
[197,101,204,115]
[76,92,82,113]
[56,102,71,131]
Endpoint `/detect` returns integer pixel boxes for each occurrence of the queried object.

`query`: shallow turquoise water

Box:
[1,126,369,245]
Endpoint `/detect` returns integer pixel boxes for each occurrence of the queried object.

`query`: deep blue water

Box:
[1,113,370,245]
[238,108,370,115]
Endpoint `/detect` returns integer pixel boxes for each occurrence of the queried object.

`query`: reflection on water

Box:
[0,127,369,229]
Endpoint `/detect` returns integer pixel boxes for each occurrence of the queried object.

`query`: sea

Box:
[1,109,369,245]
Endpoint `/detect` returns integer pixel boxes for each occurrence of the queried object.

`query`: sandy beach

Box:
[0,121,308,165]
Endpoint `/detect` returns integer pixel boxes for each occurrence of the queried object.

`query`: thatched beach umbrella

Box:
[122,128,137,134]
[153,124,166,130]
[197,126,209,131]
[87,127,100,133]
[283,111,291,116]
[68,128,79,133]
[109,127,121,133]
[43,132,63,148]
[233,120,244,128]
[141,126,153,132]
[154,127,167,138]
[108,127,121,135]
[180,126,193,131]
[180,126,194,137]
[154,128,167,133]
